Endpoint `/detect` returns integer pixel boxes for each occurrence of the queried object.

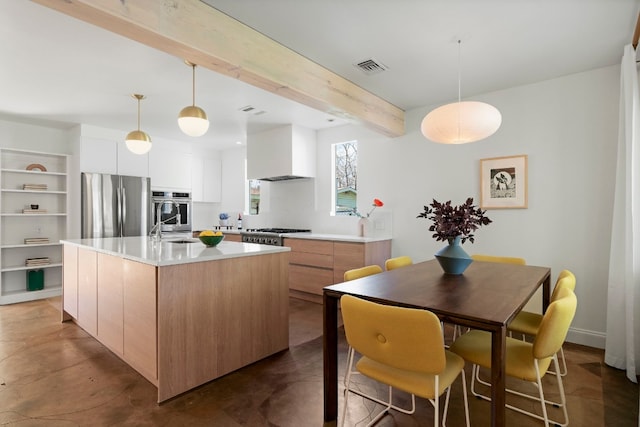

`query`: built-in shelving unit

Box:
[0,148,68,305]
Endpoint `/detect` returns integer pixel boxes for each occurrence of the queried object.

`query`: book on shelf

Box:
[24,237,50,244]
[23,184,48,190]
[25,257,51,267]
[22,209,48,214]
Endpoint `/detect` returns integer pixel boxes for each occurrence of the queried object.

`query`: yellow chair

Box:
[508,270,576,376]
[450,287,577,427]
[342,264,384,390]
[471,254,526,265]
[343,265,383,281]
[384,255,413,271]
[340,295,470,427]
[452,254,527,340]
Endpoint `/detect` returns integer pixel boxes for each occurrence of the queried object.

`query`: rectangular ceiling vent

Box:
[354,58,388,75]
[239,105,266,115]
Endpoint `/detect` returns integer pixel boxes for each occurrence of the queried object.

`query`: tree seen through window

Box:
[334,141,357,215]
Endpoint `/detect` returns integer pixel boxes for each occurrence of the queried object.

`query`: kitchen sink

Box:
[166,239,200,244]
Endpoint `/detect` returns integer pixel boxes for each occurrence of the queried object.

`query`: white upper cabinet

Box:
[247,124,316,181]
[116,141,149,177]
[190,155,221,203]
[79,133,149,178]
[149,148,191,190]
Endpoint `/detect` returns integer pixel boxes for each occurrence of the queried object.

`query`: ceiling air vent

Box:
[354,58,388,75]
[239,105,267,115]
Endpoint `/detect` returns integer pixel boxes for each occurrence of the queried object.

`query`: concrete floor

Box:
[0,297,637,426]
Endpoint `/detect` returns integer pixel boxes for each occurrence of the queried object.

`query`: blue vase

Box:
[434,236,473,275]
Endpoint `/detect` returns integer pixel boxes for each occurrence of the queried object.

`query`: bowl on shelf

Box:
[198,234,225,247]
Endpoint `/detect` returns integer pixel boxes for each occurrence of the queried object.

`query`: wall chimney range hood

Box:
[247,124,317,181]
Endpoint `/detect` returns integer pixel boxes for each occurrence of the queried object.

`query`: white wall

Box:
[1,63,621,348]
[313,64,620,348]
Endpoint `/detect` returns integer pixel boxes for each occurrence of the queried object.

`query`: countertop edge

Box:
[61,238,290,267]
[280,233,391,243]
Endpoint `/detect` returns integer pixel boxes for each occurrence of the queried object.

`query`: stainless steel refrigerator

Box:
[81,172,152,238]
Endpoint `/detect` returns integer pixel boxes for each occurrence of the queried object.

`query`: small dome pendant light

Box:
[421,40,501,144]
[125,94,152,155]
[178,61,209,137]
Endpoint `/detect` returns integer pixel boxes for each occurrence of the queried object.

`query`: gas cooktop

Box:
[243,228,311,234]
[240,228,311,246]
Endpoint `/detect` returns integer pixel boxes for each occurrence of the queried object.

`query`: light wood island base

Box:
[62,243,289,402]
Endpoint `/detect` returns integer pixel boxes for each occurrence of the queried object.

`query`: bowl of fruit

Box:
[198,230,225,247]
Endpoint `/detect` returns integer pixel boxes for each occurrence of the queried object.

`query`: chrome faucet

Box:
[150,200,181,240]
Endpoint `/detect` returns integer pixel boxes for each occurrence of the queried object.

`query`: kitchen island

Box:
[61,236,290,402]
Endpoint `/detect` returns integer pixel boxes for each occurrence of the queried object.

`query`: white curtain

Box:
[605,44,640,383]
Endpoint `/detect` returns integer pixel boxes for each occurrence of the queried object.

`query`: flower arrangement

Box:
[219,212,229,220]
[352,198,384,218]
[416,197,492,244]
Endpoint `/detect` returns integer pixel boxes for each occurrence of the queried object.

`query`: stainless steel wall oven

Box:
[152,191,192,233]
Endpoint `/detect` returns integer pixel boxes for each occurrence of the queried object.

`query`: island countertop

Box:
[61,236,290,267]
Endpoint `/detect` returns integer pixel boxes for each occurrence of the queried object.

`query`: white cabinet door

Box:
[117,141,149,177]
[191,156,221,203]
[149,149,191,190]
[203,158,221,202]
[80,136,117,174]
[191,156,204,202]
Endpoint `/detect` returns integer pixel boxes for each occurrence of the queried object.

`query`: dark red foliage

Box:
[416,197,492,244]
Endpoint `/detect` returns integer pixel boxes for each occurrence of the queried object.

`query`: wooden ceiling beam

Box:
[31,0,405,137]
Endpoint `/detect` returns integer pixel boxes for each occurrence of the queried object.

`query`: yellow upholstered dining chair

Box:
[471,253,526,265]
[508,270,576,376]
[340,295,470,427]
[342,264,384,390]
[451,254,527,340]
[384,255,413,271]
[343,265,383,281]
[450,287,577,427]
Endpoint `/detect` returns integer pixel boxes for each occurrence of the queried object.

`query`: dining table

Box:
[323,259,551,427]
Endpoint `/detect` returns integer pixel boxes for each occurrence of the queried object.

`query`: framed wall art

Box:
[480,154,528,209]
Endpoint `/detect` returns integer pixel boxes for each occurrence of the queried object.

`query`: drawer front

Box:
[290,251,334,269]
[333,242,365,271]
[223,234,242,242]
[289,264,334,295]
[285,238,334,255]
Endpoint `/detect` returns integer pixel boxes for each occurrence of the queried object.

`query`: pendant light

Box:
[421,40,501,144]
[125,94,152,155]
[178,61,209,137]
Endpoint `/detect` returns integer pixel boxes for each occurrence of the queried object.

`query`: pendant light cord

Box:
[457,39,462,103]
[192,64,196,107]
[137,96,141,131]
[457,39,462,141]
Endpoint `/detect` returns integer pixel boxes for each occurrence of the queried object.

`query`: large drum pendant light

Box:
[125,94,152,155]
[178,61,209,137]
[421,40,501,144]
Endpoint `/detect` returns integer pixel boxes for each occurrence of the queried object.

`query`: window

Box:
[333,141,358,215]
[249,179,260,215]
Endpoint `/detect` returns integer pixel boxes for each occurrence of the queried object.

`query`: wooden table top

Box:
[324,259,551,328]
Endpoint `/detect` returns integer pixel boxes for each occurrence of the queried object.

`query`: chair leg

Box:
[443,369,470,427]
[559,346,568,376]
[533,359,550,427]
[470,358,569,427]
[340,348,355,427]
[342,347,416,426]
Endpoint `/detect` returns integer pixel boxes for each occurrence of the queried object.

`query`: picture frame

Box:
[480,154,528,209]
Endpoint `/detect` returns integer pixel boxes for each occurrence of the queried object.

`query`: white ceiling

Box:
[1,1,638,150]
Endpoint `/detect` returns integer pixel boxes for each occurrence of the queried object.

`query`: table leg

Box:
[490,325,507,427]
[542,273,551,311]
[323,292,339,423]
